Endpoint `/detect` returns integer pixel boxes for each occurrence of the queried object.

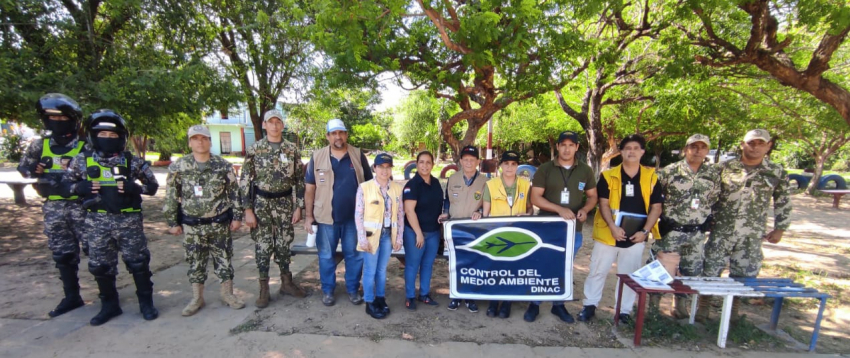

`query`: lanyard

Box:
[499,178,518,215]
[558,165,575,188]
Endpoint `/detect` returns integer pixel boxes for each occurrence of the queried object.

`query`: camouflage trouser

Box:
[650,230,707,277]
[43,199,87,263]
[183,222,235,284]
[703,226,764,278]
[86,212,150,276]
[250,196,295,279]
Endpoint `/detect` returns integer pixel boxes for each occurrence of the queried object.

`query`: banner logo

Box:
[457,227,566,261]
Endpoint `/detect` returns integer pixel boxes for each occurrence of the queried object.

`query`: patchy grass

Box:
[230,316,263,335]
[629,306,700,342]
[705,315,781,347]
[761,263,848,308]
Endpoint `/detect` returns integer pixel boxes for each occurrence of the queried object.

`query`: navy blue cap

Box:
[558,131,579,144]
[500,150,521,164]
[460,145,479,159]
[374,153,393,166]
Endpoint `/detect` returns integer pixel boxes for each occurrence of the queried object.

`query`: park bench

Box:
[616,275,830,352]
[819,189,850,209]
[0,178,37,205]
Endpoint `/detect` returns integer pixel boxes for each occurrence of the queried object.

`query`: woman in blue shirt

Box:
[402,151,444,310]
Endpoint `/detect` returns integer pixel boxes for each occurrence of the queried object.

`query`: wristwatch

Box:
[640,229,650,235]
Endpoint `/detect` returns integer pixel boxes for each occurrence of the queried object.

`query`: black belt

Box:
[182,209,233,226]
[255,186,292,199]
[670,224,702,233]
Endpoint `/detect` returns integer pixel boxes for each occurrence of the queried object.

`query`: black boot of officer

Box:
[49,253,85,317]
[89,265,122,326]
[126,257,158,320]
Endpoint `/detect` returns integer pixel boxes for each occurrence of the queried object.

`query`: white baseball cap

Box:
[187,125,211,138]
[326,118,347,133]
[686,133,710,146]
[743,129,771,142]
[263,109,285,122]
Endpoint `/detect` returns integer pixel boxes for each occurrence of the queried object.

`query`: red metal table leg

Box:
[634,292,647,346]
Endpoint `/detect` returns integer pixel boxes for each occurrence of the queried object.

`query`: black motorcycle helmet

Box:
[86,109,129,156]
[36,93,83,139]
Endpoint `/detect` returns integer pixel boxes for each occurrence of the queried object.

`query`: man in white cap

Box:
[164,124,246,316]
[649,134,720,320]
[239,110,307,308]
[703,129,791,322]
[304,118,373,306]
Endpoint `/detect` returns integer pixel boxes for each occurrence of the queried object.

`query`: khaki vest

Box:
[592,165,661,246]
[486,177,531,217]
[357,179,402,254]
[311,145,365,224]
[446,171,487,218]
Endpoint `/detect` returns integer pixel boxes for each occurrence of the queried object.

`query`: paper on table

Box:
[629,259,674,290]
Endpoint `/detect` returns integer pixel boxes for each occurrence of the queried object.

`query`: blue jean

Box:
[533,232,583,306]
[403,229,440,299]
[316,220,363,295]
[362,230,393,303]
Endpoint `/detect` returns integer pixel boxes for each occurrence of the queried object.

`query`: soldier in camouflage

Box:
[240,109,307,308]
[63,110,160,325]
[17,93,89,318]
[649,134,720,319]
[164,124,245,316]
[702,129,792,321]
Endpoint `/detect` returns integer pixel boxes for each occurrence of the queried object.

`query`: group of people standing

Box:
[22,93,790,326]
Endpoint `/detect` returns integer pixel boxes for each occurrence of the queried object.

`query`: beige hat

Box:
[743,129,771,142]
[263,109,285,122]
[686,133,710,146]
[187,125,211,138]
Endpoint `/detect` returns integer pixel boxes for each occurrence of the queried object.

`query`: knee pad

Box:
[124,252,151,274]
[88,263,112,277]
[53,252,79,267]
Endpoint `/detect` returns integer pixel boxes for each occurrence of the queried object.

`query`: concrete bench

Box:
[820,189,850,209]
[0,178,37,205]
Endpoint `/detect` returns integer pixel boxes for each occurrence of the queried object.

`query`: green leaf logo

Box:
[457,227,565,261]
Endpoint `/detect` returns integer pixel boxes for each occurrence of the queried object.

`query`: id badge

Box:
[507,195,514,207]
[280,153,288,163]
[690,198,700,210]
[560,189,570,205]
[625,184,635,197]
[194,185,204,197]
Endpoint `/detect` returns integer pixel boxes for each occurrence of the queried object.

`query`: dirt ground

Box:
[0,178,848,353]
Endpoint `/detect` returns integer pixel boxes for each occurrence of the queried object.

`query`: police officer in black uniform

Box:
[63,110,160,325]
[17,93,88,317]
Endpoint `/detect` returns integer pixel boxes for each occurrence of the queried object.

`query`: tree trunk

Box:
[548,135,555,161]
[805,154,826,195]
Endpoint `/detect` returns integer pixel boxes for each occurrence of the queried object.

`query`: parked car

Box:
[707,149,738,164]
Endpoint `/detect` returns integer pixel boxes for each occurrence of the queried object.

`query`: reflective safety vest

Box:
[84,154,142,213]
[486,177,531,217]
[40,139,85,200]
[358,179,402,254]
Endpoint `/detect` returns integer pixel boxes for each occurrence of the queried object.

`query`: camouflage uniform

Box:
[239,138,305,279]
[164,155,243,283]
[63,151,159,276]
[18,138,89,262]
[703,159,792,278]
[652,160,721,276]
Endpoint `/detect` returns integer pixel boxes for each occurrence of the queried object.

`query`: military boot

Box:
[648,294,661,313]
[49,263,85,317]
[672,295,690,319]
[256,278,270,308]
[220,280,245,309]
[132,270,159,320]
[694,296,711,323]
[182,283,205,316]
[279,271,307,298]
[90,275,122,326]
